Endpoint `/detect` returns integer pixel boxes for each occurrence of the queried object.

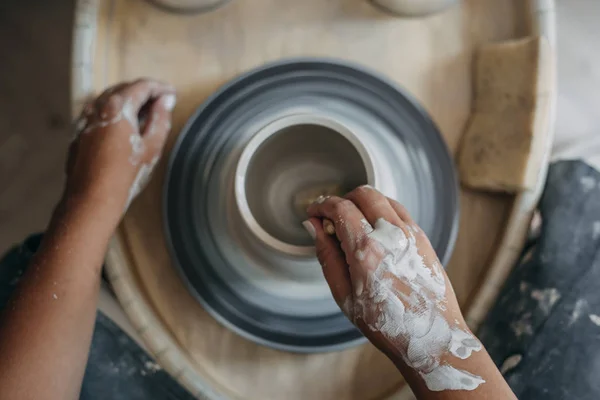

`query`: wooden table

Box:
[72,0,556,398]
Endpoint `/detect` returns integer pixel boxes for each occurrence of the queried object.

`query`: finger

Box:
[140,94,175,160]
[121,78,176,110]
[386,197,417,226]
[307,196,370,254]
[94,83,129,114]
[303,218,352,311]
[97,82,129,101]
[345,185,403,228]
[387,197,438,263]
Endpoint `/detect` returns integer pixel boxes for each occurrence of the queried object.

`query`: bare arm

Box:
[305,186,516,400]
[0,79,175,400]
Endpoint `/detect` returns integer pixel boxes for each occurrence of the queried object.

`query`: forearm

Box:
[384,324,516,400]
[0,197,115,400]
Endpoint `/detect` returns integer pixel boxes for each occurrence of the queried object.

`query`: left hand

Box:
[65,78,176,224]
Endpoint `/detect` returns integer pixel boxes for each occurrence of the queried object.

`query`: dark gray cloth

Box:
[479,160,600,400]
[0,235,195,400]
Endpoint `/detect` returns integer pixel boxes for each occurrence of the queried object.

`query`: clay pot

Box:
[235,114,375,257]
[371,0,459,16]
[149,0,231,13]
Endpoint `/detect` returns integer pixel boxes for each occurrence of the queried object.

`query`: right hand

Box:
[304,186,467,361]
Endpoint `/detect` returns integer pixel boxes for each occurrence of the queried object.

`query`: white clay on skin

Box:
[420,365,486,391]
[347,218,484,392]
[161,94,177,111]
[129,134,145,166]
[77,95,136,137]
[126,155,160,210]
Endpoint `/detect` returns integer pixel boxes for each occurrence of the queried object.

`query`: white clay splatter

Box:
[144,360,162,373]
[500,354,522,375]
[589,314,600,326]
[126,156,160,210]
[531,288,561,315]
[52,293,58,300]
[161,94,177,111]
[580,176,596,192]
[570,299,587,325]
[593,221,600,240]
[511,313,533,337]
[346,218,484,392]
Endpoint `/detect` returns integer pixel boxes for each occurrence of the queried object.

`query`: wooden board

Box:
[72,0,556,398]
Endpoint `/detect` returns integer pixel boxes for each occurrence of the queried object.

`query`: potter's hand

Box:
[305,186,491,395]
[66,79,176,226]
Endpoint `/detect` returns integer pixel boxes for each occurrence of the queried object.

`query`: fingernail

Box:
[302,220,317,240]
[161,94,177,111]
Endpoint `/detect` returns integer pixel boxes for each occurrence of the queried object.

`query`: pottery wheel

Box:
[164,58,459,353]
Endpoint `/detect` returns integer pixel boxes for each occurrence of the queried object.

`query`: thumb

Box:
[141,93,176,160]
[303,218,353,316]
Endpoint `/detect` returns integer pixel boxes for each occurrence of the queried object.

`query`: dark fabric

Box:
[0,234,195,400]
[81,312,195,400]
[0,233,43,307]
[479,160,600,400]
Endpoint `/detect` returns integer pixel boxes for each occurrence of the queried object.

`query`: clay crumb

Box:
[323,219,336,235]
[144,361,162,373]
[593,221,600,240]
[500,354,522,375]
[510,314,533,337]
[580,176,596,192]
[570,299,587,325]
[52,293,58,300]
[531,288,560,315]
[315,195,329,204]
[589,314,600,326]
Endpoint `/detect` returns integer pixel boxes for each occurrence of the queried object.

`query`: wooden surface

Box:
[72,0,555,398]
[0,0,74,255]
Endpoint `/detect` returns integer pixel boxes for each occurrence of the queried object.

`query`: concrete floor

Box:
[0,0,598,255]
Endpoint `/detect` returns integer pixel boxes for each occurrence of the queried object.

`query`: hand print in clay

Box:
[306,186,485,392]
[67,79,176,226]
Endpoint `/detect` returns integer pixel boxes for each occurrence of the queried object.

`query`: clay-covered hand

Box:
[65,79,176,224]
[304,186,486,392]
